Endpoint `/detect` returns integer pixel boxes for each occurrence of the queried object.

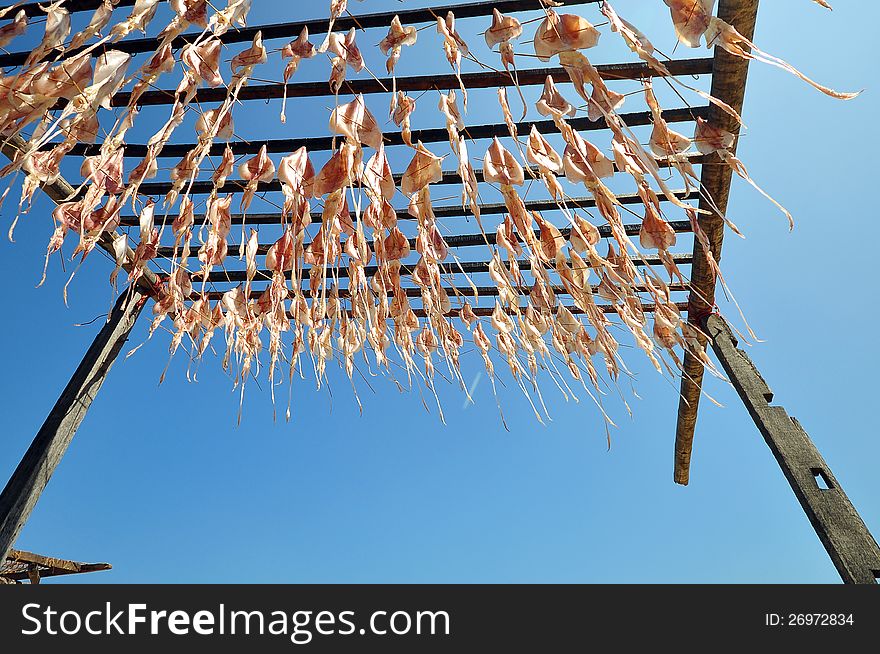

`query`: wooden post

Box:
[705,314,880,584]
[674,0,761,485]
[0,289,147,563]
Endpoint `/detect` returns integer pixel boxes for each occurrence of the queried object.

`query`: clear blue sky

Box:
[1,1,876,583]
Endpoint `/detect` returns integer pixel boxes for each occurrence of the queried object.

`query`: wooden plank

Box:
[2,549,111,582]
[5,564,111,582]
[705,314,880,584]
[10,549,82,572]
[0,289,147,564]
[674,0,761,485]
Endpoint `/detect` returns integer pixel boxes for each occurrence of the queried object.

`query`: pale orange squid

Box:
[111,0,161,41]
[278,146,315,227]
[319,0,348,53]
[694,117,793,230]
[392,91,417,148]
[237,145,276,251]
[25,1,70,67]
[437,11,470,109]
[172,197,196,265]
[325,27,366,99]
[601,1,742,125]
[380,15,417,111]
[485,136,542,261]
[485,8,526,118]
[643,79,697,194]
[704,15,859,100]
[197,194,234,291]
[157,0,208,47]
[526,126,564,201]
[329,94,383,150]
[533,10,600,61]
[0,9,27,49]
[211,144,236,194]
[400,141,443,198]
[231,30,268,83]
[663,0,715,48]
[280,27,317,122]
[209,0,252,37]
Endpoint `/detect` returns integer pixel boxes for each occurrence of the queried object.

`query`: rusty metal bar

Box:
[112,58,714,108]
[1,0,136,19]
[64,106,711,158]
[0,0,597,68]
[127,190,696,228]
[414,301,689,319]
[201,253,693,285]
[121,161,706,201]
[202,284,689,302]
[155,219,694,260]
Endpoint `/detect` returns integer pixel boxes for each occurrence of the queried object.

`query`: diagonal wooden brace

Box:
[705,314,880,584]
[0,289,147,563]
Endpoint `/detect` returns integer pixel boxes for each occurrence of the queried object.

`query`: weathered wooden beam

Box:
[7,563,111,582]
[9,548,83,572]
[0,289,147,564]
[705,314,880,584]
[2,549,112,582]
[674,0,760,485]
[0,136,156,566]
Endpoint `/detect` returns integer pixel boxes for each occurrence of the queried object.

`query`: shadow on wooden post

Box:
[0,288,147,563]
[705,314,880,584]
